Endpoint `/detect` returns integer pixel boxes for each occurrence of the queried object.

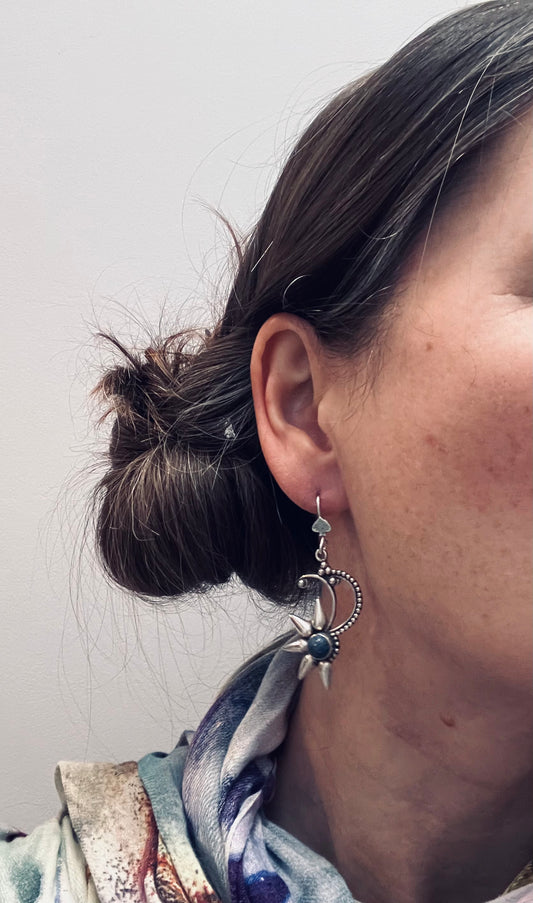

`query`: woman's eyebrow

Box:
[509,241,532,275]
[486,231,532,293]
[494,247,533,295]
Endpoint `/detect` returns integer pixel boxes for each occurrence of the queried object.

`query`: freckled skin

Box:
[266,112,533,903]
[323,110,533,694]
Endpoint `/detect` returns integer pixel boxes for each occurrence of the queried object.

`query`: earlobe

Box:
[250,314,348,515]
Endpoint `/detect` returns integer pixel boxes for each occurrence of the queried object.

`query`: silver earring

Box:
[283,495,363,689]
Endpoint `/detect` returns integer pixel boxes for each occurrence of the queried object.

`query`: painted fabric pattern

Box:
[1,645,532,902]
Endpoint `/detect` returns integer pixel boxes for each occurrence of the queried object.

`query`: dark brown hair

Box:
[92,0,533,605]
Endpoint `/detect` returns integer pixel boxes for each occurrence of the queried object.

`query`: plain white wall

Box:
[2,0,476,831]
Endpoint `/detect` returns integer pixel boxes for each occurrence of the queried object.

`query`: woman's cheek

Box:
[394,310,533,518]
[445,369,533,518]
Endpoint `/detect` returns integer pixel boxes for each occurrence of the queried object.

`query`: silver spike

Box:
[298,654,315,680]
[289,614,313,637]
[312,598,326,630]
[318,661,332,689]
[283,637,309,654]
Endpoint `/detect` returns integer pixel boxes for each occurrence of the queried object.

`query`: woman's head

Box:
[93,0,533,609]
[254,107,532,696]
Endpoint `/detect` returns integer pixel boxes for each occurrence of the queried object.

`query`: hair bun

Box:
[96,334,197,458]
[92,330,311,602]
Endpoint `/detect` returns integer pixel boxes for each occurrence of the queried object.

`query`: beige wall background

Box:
[1,0,474,830]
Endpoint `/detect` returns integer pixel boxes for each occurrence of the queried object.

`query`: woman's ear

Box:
[250,313,349,515]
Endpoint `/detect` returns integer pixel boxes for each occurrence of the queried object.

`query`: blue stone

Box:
[308,632,332,661]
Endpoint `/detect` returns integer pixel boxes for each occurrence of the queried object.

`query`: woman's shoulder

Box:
[0,756,221,903]
[0,760,148,902]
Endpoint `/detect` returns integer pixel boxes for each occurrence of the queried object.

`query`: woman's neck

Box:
[266,605,533,903]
